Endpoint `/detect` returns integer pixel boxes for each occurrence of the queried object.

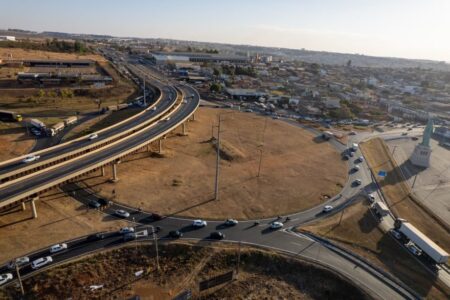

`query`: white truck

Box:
[29,118,46,130]
[394,219,449,264]
[49,122,65,136]
[64,116,78,126]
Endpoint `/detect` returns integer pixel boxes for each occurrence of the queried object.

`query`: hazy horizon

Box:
[1,0,449,62]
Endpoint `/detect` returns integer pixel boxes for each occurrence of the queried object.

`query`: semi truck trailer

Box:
[394,219,449,264]
[0,110,22,122]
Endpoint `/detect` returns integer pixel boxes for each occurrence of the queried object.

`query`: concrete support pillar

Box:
[191,113,196,121]
[182,123,187,135]
[158,139,163,153]
[111,163,119,182]
[147,144,150,152]
[31,198,37,219]
[21,202,26,211]
[101,166,105,177]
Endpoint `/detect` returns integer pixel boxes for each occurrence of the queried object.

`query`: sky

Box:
[1,0,449,62]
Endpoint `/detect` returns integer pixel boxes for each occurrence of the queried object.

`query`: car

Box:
[119,227,135,234]
[0,273,13,286]
[357,156,364,163]
[22,155,40,163]
[368,193,376,203]
[322,205,334,213]
[151,106,157,111]
[406,242,422,256]
[224,219,238,226]
[88,200,101,209]
[182,99,188,104]
[270,222,283,229]
[31,256,53,270]
[86,233,105,241]
[152,213,163,220]
[412,137,419,141]
[168,230,183,238]
[7,256,30,269]
[390,229,402,240]
[88,133,98,140]
[97,198,110,207]
[352,179,362,186]
[123,232,137,241]
[50,243,68,253]
[349,151,354,157]
[164,117,171,121]
[351,166,360,173]
[401,132,408,136]
[407,128,413,131]
[342,154,350,160]
[115,209,130,218]
[349,131,357,135]
[192,219,207,228]
[210,231,225,240]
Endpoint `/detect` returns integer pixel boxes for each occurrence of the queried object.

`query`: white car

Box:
[225,219,239,226]
[270,222,283,229]
[22,155,40,163]
[50,243,68,253]
[119,227,135,234]
[7,256,30,269]
[0,273,13,286]
[31,256,53,270]
[192,219,207,228]
[115,209,130,218]
[88,133,98,140]
[151,106,157,111]
[357,156,364,163]
[322,205,334,213]
[164,117,171,121]
[368,193,376,203]
[352,165,360,172]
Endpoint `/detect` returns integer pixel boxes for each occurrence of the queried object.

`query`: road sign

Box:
[378,170,387,177]
[199,271,234,291]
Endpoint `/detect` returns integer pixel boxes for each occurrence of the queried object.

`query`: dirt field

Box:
[81,107,347,220]
[360,138,450,252]
[0,48,137,115]
[0,191,128,264]
[1,243,370,299]
[300,200,450,299]
[0,122,34,161]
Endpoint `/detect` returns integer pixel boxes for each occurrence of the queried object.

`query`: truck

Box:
[0,110,22,122]
[64,116,78,126]
[29,118,46,130]
[49,122,65,136]
[394,219,449,264]
[322,131,334,141]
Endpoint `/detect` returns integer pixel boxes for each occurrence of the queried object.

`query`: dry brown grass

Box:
[360,138,450,252]
[0,123,34,161]
[82,107,347,220]
[300,200,450,299]
[1,244,370,300]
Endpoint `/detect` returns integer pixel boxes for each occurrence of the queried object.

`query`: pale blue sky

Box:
[1,0,449,61]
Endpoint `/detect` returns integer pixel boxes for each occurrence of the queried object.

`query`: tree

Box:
[347,59,352,67]
[213,68,221,76]
[210,82,222,93]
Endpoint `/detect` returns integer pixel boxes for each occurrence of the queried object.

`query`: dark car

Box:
[86,233,105,241]
[210,231,225,240]
[97,198,110,207]
[123,233,136,241]
[88,200,101,209]
[168,230,183,238]
[342,154,350,161]
[152,213,163,220]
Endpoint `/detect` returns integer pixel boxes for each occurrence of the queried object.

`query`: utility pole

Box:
[214,115,221,201]
[15,263,24,296]
[257,118,268,178]
[236,241,241,276]
[257,148,263,178]
[391,145,398,157]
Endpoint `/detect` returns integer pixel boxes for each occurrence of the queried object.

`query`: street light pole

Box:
[214,115,221,201]
[15,263,24,296]
[152,226,160,272]
[143,76,146,107]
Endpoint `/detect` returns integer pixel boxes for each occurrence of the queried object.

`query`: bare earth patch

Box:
[300,200,450,299]
[83,107,347,220]
[0,123,34,161]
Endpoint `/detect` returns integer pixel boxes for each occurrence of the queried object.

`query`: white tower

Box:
[410,118,433,168]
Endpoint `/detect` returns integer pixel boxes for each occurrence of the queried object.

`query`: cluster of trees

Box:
[209,82,222,93]
[0,38,89,54]
[37,88,74,99]
[221,65,257,77]
[175,46,219,54]
[328,100,363,119]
